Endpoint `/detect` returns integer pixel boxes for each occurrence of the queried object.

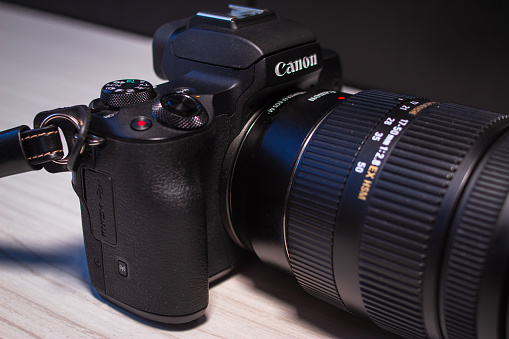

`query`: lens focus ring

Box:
[288,90,508,339]
[286,90,413,311]
[356,103,506,338]
[443,132,509,339]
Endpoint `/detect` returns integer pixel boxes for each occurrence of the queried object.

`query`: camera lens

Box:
[225,89,509,339]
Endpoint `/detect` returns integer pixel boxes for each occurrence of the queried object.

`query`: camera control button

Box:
[171,87,196,95]
[118,260,128,277]
[152,94,208,130]
[100,79,156,108]
[131,116,153,131]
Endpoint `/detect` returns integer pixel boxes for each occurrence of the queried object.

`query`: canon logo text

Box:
[275,54,318,77]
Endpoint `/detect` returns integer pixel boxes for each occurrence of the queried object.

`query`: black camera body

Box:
[3,4,506,337]
[66,7,341,323]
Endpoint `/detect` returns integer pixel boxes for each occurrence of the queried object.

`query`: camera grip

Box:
[75,136,209,323]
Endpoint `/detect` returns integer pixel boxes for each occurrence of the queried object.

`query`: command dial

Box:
[100,79,156,108]
[152,93,208,130]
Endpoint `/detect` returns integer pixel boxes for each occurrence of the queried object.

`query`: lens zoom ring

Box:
[358,103,503,338]
[287,90,412,310]
[443,134,509,339]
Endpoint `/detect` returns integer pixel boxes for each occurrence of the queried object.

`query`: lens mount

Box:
[227,90,345,271]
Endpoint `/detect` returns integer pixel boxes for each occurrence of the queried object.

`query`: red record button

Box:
[131,116,152,131]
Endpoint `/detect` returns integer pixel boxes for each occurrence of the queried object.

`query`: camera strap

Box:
[0,125,63,178]
[0,105,92,178]
[21,125,64,165]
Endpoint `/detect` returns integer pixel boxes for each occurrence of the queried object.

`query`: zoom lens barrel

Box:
[226,89,509,339]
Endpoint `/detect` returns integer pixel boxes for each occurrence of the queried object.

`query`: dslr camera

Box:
[7,5,509,339]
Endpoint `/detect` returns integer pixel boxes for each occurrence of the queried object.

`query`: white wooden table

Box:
[0,3,400,338]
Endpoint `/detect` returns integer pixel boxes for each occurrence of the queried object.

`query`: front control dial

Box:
[100,79,156,108]
[152,93,208,130]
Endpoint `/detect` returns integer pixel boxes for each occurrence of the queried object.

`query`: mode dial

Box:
[152,93,208,130]
[100,79,156,108]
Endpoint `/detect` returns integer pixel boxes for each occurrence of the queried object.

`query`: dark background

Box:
[4,0,508,113]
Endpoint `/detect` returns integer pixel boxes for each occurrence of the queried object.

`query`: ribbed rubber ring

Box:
[357,103,506,339]
[286,90,413,311]
[442,132,509,339]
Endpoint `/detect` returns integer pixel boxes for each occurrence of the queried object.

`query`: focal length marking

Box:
[356,118,408,201]
[275,53,318,77]
[353,99,436,202]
